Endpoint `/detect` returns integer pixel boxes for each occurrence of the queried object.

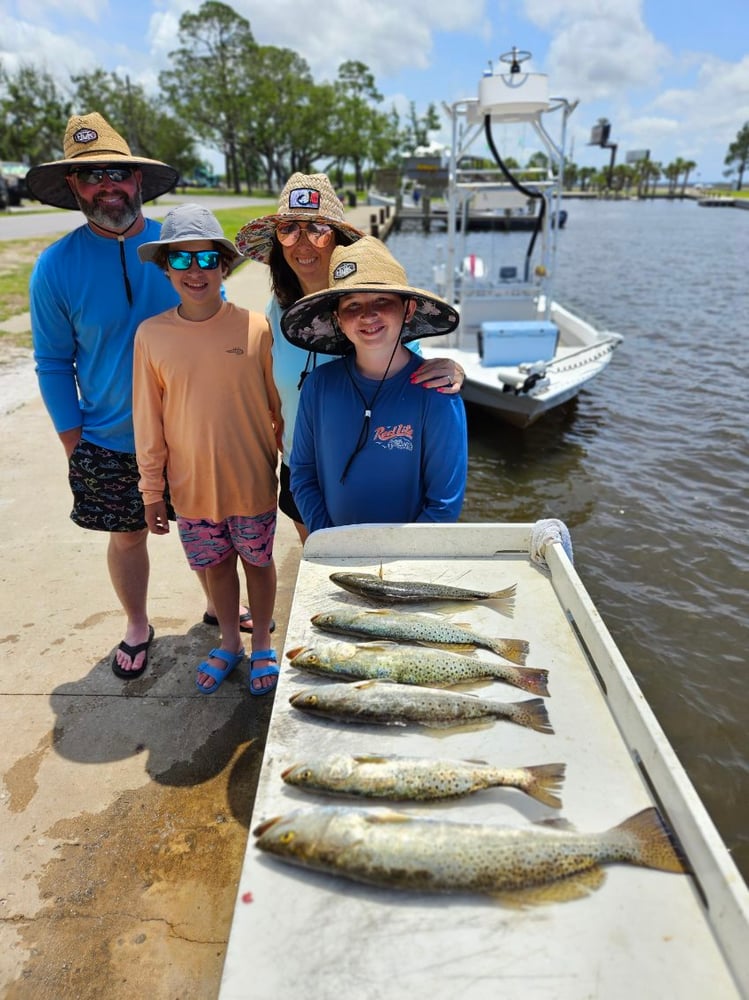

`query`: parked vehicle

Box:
[0,173,9,210]
[0,161,31,206]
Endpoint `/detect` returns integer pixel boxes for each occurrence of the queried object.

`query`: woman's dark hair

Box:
[270,228,358,308]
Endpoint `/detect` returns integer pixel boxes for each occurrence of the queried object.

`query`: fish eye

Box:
[307,695,318,706]
[300,769,312,780]
[280,831,295,844]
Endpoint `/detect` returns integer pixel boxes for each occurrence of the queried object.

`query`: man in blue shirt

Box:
[27,113,180,679]
[282,237,467,534]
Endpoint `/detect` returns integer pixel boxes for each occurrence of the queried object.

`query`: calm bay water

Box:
[388,198,749,882]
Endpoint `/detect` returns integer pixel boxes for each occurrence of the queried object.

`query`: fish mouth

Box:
[253,815,283,837]
[280,764,298,779]
[286,646,306,660]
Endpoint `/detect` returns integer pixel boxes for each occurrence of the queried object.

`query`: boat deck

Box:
[219,524,747,999]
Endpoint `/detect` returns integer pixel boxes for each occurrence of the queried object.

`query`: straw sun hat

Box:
[235,172,365,264]
[280,235,459,356]
[25,112,179,210]
[138,203,244,274]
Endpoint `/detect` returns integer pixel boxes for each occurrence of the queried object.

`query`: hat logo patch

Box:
[333,261,357,281]
[288,187,320,210]
[73,128,99,145]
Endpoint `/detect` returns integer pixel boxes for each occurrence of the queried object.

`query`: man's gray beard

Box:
[84,190,143,232]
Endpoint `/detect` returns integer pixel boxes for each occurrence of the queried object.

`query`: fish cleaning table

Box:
[219,524,748,1000]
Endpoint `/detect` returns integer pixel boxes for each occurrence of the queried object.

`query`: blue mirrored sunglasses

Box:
[70,166,134,184]
[166,250,222,270]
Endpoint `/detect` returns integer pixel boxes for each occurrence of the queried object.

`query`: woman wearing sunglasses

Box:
[236,173,465,542]
[133,204,283,696]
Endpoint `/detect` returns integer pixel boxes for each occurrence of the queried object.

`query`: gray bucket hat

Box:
[26,112,179,210]
[138,204,244,273]
[280,236,459,355]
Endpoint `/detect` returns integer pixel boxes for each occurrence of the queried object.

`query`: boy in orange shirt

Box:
[134,204,282,695]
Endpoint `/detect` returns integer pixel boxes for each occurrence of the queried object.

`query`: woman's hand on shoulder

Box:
[410,358,465,394]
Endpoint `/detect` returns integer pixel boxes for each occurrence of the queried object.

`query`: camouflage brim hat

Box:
[138,203,245,274]
[26,112,179,210]
[235,172,365,264]
[280,235,459,355]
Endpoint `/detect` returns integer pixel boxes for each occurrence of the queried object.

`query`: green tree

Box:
[0,61,71,163]
[330,60,383,190]
[160,0,257,192]
[401,101,441,153]
[724,122,749,190]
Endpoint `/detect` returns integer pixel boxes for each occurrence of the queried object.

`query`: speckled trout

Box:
[329,572,516,606]
[310,609,529,665]
[253,806,686,896]
[286,641,549,697]
[282,753,566,808]
[288,680,552,733]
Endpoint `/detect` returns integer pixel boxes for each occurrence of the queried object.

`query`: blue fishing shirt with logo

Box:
[290,350,467,533]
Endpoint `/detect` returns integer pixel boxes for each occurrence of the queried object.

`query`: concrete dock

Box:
[0,200,381,998]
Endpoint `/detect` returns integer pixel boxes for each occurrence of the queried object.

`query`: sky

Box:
[3,0,748,184]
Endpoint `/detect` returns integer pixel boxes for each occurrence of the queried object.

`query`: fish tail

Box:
[488,584,517,601]
[522,763,566,808]
[506,698,554,734]
[613,807,688,873]
[490,637,530,665]
[510,666,550,697]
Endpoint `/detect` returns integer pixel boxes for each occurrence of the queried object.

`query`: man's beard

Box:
[80,189,143,232]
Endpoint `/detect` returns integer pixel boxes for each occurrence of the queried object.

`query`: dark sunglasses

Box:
[69,166,134,184]
[166,250,222,270]
[275,220,334,248]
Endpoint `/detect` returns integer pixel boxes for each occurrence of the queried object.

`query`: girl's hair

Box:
[269,228,358,308]
[154,243,234,272]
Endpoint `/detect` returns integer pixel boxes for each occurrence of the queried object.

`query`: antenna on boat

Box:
[500,48,532,74]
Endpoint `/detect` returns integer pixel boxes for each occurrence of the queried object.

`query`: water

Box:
[388,199,749,883]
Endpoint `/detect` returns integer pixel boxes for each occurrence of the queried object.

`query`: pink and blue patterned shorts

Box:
[177,509,276,570]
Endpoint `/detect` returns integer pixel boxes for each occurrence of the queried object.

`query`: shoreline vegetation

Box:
[1,185,746,351]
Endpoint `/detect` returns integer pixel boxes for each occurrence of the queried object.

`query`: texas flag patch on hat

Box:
[288,187,320,209]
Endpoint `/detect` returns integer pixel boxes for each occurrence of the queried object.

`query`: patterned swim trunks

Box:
[68,439,174,532]
[177,509,277,570]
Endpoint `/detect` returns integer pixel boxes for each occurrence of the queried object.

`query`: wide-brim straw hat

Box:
[26,112,179,210]
[138,203,244,274]
[280,235,459,355]
[235,172,365,264]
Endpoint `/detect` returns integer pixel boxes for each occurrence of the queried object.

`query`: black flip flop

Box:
[202,611,275,634]
[112,625,155,680]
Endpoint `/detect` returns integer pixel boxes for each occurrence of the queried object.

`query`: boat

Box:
[417,49,622,428]
[219,523,749,999]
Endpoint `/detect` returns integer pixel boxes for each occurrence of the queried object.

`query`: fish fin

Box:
[490,867,606,907]
[419,640,477,653]
[511,666,550,697]
[352,753,390,764]
[353,679,396,690]
[354,640,400,652]
[508,698,554,734]
[488,584,517,600]
[365,810,412,825]
[523,763,566,809]
[378,562,384,580]
[613,807,689,874]
[491,637,530,665]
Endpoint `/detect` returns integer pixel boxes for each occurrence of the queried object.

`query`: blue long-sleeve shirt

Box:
[30,219,179,452]
[290,351,467,533]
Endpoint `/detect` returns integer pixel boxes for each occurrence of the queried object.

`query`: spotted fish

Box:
[282,752,566,807]
[310,608,529,665]
[254,805,687,897]
[286,640,549,696]
[329,571,516,606]
[289,680,552,733]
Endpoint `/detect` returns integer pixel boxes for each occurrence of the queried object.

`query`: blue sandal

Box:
[196,647,245,694]
[249,649,279,697]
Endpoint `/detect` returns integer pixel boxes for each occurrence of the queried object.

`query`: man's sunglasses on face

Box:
[69,166,134,185]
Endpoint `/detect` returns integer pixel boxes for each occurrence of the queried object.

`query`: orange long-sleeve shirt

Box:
[133,301,281,521]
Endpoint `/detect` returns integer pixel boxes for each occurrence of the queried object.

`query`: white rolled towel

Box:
[529,518,574,567]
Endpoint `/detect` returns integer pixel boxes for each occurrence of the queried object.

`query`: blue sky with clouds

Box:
[4,0,748,183]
